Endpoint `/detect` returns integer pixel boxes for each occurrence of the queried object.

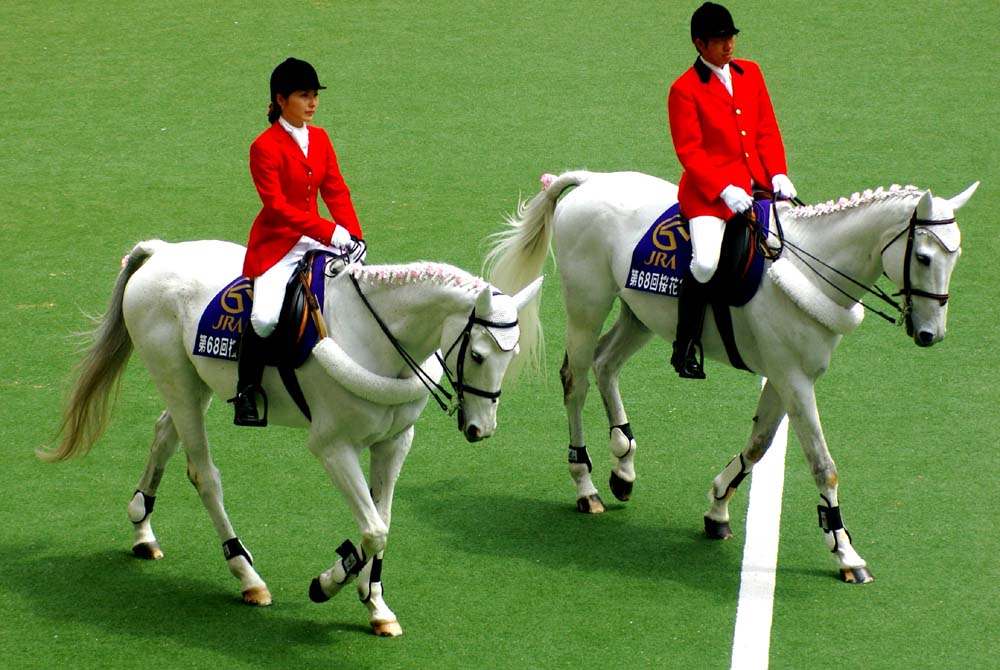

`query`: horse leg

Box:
[704,379,786,539]
[780,378,874,584]
[308,439,392,616]
[562,326,605,513]
[592,302,653,502]
[168,392,271,606]
[352,428,414,637]
[128,410,182,560]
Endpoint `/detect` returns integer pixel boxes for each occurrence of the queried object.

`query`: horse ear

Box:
[474,285,496,316]
[511,276,544,314]
[916,190,934,220]
[947,181,980,211]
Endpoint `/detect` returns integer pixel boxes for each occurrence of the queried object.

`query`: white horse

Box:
[486,170,978,583]
[40,239,542,636]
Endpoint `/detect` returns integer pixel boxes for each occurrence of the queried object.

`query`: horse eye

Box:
[916,253,931,266]
[470,351,485,364]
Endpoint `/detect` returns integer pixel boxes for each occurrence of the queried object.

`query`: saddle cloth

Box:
[192,252,331,368]
[624,200,772,306]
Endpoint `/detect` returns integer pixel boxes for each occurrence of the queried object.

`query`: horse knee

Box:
[361,526,388,558]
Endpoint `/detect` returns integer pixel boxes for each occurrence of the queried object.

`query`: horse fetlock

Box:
[127,490,155,523]
[609,423,635,459]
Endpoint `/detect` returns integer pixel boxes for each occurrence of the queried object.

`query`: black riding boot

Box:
[671,271,709,379]
[229,324,268,427]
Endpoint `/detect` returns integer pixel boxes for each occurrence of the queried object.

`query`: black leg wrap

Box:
[336,539,365,577]
[360,557,385,605]
[609,423,634,442]
[568,445,593,473]
[132,490,156,523]
[369,556,383,583]
[222,537,253,566]
[817,504,844,533]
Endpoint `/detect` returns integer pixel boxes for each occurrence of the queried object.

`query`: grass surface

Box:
[2,1,997,668]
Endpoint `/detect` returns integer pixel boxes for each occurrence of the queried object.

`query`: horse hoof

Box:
[242,585,273,606]
[840,566,874,584]
[576,494,605,514]
[704,516,734,540]
[371,619,403,637]
[309,577,331,603]
[608,472,634,501]
[131,541,164,560]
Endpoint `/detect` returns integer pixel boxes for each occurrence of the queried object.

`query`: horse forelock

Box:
[349,262,489,294]
[790,184,924,220]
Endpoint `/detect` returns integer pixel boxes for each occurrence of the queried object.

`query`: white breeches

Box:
[250,236,340,337]
[688,215,726,284]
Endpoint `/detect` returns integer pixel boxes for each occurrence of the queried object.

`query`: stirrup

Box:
[671,341,706,380]
[228,387,268,427]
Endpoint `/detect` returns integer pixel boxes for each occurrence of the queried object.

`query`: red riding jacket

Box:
[242,123,362,278]
[668,58,788,220]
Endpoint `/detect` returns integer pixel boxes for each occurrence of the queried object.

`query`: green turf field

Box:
[2,2,997,668]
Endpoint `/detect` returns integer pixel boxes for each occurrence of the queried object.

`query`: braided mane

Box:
[791,184,923,219]
[347,262,488,294]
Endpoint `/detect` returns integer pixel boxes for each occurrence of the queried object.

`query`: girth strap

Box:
[711,302,752,373]
[278,366,312,422]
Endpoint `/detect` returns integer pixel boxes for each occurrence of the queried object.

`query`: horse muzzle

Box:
[457,407,493,443]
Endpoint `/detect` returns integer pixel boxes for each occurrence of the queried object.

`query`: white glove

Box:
[720,185,753,214]
[771,174,797,199]
[330,224,353,248]
[348,238,367,264]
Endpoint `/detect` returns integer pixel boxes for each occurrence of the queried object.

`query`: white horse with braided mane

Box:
[40,239,541,636]
[486,170,978,584]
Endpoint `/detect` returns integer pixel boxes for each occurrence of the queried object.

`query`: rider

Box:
[230,57,365,426]
[667,2,796,379]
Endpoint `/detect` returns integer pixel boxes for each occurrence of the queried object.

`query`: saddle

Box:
[625,197,779,373]
[192,250,341,420]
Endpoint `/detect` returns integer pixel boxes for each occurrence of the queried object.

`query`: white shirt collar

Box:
[699,56,732,95]
[278,116,309,157]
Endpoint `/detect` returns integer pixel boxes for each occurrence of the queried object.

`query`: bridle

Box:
[761,197,956,329]
[879,210,955,331]
[347,273,517,414]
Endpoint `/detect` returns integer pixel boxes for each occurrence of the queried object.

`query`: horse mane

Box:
[348,261,489,294]
[790,184,923,219]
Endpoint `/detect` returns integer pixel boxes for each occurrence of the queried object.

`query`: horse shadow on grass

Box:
[398,475,745,596]
[0,542,377,670]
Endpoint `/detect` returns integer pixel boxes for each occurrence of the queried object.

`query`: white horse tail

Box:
[38,240,166,462]
[484,171,592,375]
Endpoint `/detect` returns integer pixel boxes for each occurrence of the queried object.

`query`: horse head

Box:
[442,277,542,442]
[881,182,978,346]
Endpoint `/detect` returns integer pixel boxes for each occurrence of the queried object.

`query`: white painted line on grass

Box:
[730,379,789,670]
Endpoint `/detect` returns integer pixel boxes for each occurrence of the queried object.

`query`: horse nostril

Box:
[465,425,481,442]
[917,330,935,346]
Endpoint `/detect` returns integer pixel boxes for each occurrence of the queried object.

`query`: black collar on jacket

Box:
[694,57,743,83]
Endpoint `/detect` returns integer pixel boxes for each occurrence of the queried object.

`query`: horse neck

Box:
[782,187,922,306]
[341,263,485,359]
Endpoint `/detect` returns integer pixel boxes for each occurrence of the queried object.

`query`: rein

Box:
[346,273,514,415]
[759,196,953,326]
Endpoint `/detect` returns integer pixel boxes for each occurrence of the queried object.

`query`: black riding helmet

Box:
[270,57,326,102]
[690,2,740,42]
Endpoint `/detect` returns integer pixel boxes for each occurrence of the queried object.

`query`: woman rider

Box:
[231,57,364,426]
